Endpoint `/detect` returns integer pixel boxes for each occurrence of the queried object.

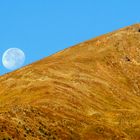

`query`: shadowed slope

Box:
[0,24,140,139]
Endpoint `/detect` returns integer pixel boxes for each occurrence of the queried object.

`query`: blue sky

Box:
[0,0,140,75]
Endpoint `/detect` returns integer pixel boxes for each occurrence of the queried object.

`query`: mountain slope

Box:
[0,24,140,140]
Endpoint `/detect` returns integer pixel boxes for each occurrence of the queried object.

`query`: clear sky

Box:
[0,0,140,75]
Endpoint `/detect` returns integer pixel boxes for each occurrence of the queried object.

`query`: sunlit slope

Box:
[0,24,140,140]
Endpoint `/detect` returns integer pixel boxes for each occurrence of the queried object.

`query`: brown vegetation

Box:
[0,24,140,139]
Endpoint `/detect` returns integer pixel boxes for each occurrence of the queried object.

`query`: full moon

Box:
[2,48,25,70]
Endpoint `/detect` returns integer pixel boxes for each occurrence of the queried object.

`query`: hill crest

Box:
[0,24,140,140]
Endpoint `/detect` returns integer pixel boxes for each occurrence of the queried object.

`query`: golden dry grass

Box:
[0,24,140,139]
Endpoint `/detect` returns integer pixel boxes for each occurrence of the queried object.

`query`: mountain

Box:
[0,24,140,140]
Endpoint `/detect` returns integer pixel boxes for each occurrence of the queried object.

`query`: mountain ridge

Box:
[0,24,140,140]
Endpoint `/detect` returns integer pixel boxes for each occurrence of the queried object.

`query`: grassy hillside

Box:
[0,24,140,140]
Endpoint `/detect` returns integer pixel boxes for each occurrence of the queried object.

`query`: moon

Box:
[2,48,25,70]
